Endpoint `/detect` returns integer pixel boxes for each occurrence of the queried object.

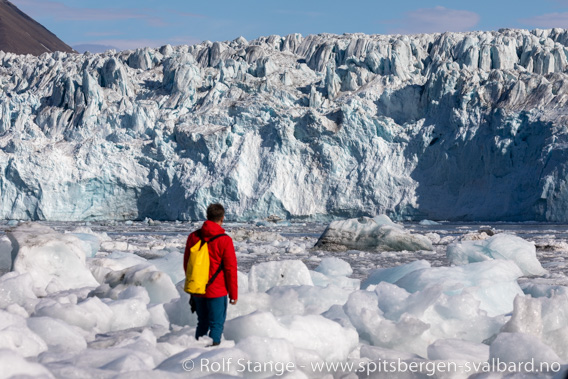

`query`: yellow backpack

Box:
[184,232,226,294]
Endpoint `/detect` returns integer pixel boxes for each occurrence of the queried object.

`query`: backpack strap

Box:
[194,229,205,248]
[206,233,227,287]
[207,263,224,287]
[207,233,227,243]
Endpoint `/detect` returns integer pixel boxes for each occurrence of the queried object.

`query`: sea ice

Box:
[147,303,171,329]
[266,284,352,316]
[521,282,568,298]
[343,283,506,357]
[224,311,358,362]
[154,346,211,373]
[33,296,114,334]
[314,257,353,277]
[238,271,249,294]
[7,223,99,295]
[235,336,296,378]
[315,216,433,252]
[373,215,403,228]
[361,260,431,289]
[311,257,360,290]
[89,250,149,281]
[248,260,313,292]
[103,264,179,304]
[40,344,159,374]
[26,316,87,353]
[158,346,249,376]
[230,228,285,243]
[0,235,12,272]
[162,281,197,328]
[105,298,152,331]
[0,349,53,378]
[447,234,547,276]
[394,260,525,316]
[0,272,37,311]
[66,229,103,258]
[100,240,134,252]
[501,294,568,361]
[149,251,185,284]
[116,285,151,303]
[227,291,272,319]
[0,221,565,377]
[0,310,47,357]
[427,338,489,362]
[310,270,360,291]
[490,332,562,369]
[419,220,441,225]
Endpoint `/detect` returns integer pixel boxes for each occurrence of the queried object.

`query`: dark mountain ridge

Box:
[0,0,74,55]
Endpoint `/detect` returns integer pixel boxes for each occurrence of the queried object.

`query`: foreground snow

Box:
[0,221,566,378]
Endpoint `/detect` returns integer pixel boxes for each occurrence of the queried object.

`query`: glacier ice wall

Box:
[2,29,568,221]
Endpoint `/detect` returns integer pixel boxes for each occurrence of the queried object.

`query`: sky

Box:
[10,0,568,53]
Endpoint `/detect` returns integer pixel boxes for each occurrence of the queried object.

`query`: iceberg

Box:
[361,259,431,289]
[427,338,489,362]
[0,272,37,311]
[447,233,548,276]
[311,257,360,290]
[0,349,53,377]
[33,296,115,334]
[502,294,568,361]
[7,223,99,294]
[0,235,11,273]
[0,310,47,357]
[394,260,525,316]
[224,311,358,362]
[27,316,87,353]
[103,264,179,304]
[315,216,433,252]
[248,260,313,292]
[490,332,562,369]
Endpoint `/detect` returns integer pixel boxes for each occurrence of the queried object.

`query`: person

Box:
[183,203,238,346]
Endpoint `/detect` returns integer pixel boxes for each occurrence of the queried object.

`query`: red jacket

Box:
[183,220,238,300]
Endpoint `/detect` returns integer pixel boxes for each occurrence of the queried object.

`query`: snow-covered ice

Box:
[0,235,12,273]
[7,223,99,295]
[0,220,565,378]
[447,234,548,276]
[248,260,313,292]
[394,260,525,316]
[0,349,53,378]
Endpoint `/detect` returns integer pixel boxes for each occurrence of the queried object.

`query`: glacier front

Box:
[2,29,568,221]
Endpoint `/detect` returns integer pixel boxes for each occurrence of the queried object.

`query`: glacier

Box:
[3,28,568,221]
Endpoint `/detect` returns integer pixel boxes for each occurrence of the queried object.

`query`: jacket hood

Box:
[200,220,226,239]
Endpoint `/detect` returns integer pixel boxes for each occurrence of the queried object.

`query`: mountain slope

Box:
[1,29,568,221]
[0,0,74,55]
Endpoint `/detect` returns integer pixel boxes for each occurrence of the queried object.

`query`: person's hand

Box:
[230,298,237,305]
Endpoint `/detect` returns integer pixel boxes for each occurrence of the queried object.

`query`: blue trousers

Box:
[193,296,228,344]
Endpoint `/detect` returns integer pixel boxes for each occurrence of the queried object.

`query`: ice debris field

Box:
[0,217,567,378]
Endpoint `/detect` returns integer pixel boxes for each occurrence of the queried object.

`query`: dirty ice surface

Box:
[0,219,567,379]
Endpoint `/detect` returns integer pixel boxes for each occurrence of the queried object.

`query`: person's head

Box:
[206,203,225,224]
